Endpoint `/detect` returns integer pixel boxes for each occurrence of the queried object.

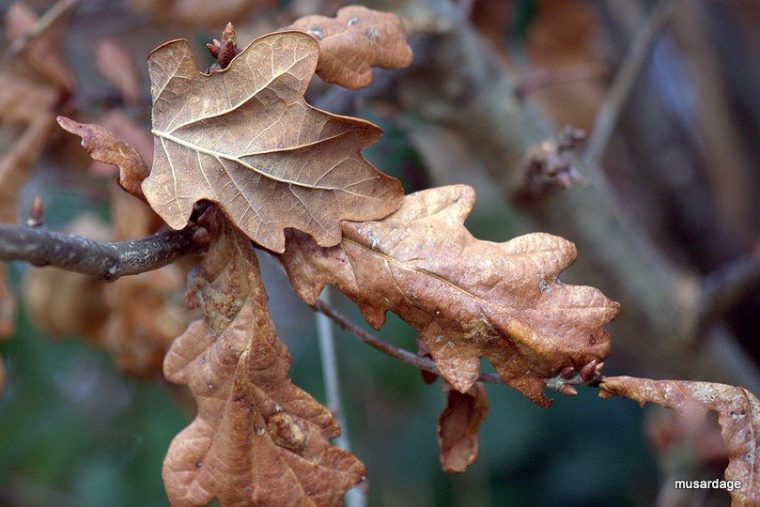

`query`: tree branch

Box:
[0,222,199,280]
[387,0,760,393]
[697,246,760,332]
[584,0,678,164]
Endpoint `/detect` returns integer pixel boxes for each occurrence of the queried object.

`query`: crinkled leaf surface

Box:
[142,31,403,253]
[162,211,365,506]
[438,382,488,473]
[600,376,760,506]
[282,185,619,406]
[289,6,413,89]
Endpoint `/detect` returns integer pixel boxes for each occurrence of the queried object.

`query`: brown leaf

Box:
[438,382,488,473]
[129,0,274,28]
[600,376,760,506]
[282,185,619,406]
[288,6,413,89]
[5,2,75,94]
[142,31,403,253]
[95,38,142,105]
[162,210,365,506]
[57,115,150,199]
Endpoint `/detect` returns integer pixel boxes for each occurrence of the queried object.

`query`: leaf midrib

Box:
[153,129,380,199]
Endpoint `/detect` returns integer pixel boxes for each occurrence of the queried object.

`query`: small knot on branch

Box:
[518,125,585,199]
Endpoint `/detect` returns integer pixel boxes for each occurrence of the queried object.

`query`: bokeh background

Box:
[2,0,759,505]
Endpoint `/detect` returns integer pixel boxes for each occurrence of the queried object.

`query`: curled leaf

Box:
[289,5,413,89]
[438,382,488,473]
[142,31,403,252]
[162,211,365,506]
[282,185,619,406]
[600,376,760,506]
[57,116,149,200]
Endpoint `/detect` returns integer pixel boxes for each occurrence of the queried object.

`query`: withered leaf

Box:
[289,6,414,89]
[282,185,619,406]
[600,376,760,506]
[438,382,488,473]
[163,211,365,506]
[142,31,403,253]
[57,115,150,199]
[85,110,154,178]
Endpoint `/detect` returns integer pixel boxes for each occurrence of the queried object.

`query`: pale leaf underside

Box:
[282,185,620,406]
[143,31,403,253]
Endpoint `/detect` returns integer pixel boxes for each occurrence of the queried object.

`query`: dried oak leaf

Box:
[57,115,150,199]
[5,2,75,94]
[162,211,365,506]
[142,31,403,253]
[438,382,488,473]
[282,185,619,406]
[288,6,413,89]
[600,376,760,506]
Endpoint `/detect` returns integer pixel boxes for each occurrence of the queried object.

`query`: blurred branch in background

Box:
[368,0,760,392]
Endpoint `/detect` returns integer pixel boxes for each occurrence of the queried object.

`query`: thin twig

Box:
[584,0,678,164]
[0,223,200,280]
[697,245,760,332]
[315,289,365,507]
[313,300,501,384]
[313,299,598,393]
[6,0,80,61]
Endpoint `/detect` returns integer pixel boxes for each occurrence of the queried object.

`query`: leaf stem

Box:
[313,299,595,392]
[0,222,200,281]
